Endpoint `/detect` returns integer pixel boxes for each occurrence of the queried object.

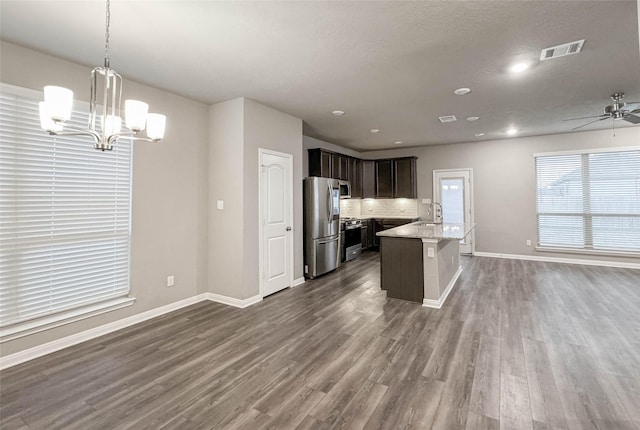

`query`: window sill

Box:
[0,297,136,343]
[535,246,640,259]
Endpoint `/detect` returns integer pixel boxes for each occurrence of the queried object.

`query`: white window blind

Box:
[0,86,132,328]
[535,149,640,253]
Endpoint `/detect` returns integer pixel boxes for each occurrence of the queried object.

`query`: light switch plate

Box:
[427,248,435,258]
[217,200,224,210]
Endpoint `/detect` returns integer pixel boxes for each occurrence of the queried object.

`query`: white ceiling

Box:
[1,1,639,151]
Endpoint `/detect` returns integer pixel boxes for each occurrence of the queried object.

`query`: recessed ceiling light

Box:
[370,129,380,133]
[507,128,518,135]
[509,62,530,74]
[332,110,345,116]
[454,88,471,96]
[394,141,402,145]
[474,132,485,137]
[466,116,480,122]
[438,115,457,123]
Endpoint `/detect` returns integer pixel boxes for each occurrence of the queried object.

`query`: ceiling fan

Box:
[564,92,640,130]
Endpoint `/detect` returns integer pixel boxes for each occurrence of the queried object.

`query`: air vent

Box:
[438,115,457,123]
[540,39,585,61]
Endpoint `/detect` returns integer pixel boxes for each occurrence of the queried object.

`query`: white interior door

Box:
[260,150,293,297]
[434,169,474,254]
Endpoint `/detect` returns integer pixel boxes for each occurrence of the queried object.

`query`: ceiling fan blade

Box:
[623,114,640,124]
[571,117,609,131]
[563,114,606,121]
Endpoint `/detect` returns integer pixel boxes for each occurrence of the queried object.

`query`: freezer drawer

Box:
[305,235,341,279]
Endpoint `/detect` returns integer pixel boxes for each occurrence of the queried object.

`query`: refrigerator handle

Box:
[318,237,339,245]
[327,183,333,223]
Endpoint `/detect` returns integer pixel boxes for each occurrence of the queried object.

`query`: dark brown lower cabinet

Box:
[361,224,368,249]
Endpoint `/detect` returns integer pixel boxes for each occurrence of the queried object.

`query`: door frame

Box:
[433,168,475,255]
[258,148,294,298]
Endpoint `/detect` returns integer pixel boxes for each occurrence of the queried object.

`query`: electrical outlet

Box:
[427,248,434,258]
[526,239,532,247]
[422,198,431,204]
[167,275,175,287]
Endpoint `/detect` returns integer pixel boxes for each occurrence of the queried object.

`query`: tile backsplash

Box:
[340,198,419,218]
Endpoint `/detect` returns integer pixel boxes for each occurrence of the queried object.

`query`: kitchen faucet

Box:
[432,202,443,224]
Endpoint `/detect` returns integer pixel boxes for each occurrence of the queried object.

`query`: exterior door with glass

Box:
[433,169,474,254]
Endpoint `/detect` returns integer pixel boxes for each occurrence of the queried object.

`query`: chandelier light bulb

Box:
[125,100,149,132]
[102,115,122,135]
[39,102,64,133]
[43,86,73,122]
[146,114,167,141]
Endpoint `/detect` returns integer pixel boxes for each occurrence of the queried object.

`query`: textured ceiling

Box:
[1,1,639,150]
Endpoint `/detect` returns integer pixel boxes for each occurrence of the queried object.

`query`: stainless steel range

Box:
[340,217,363,262]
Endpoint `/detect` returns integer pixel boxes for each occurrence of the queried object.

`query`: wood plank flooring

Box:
[2,253,640,429]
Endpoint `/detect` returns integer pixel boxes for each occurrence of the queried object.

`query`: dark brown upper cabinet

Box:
[349,158,363,198]
[308,149,416,199]
[393,157,417,198]
[362,160,376,198]
[308,148,332,177]
[375,160,394,198]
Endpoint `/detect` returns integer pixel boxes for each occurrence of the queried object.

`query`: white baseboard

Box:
[292,277,305,287]
[0,291,267,370]
[473,251,640,270]
[0,294,208,370]
[205,292,262,308]
[423,266,463,309]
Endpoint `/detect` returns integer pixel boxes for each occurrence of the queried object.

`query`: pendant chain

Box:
[104,0,111,68]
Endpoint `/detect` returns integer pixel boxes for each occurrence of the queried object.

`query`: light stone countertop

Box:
[358,215,419,220]
[376,221,476,242]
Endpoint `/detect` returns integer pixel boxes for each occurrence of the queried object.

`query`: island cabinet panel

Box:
[376,159,394,198]
[362,160,376,198]
[349,158,362,198]
[380,237,424,302]
[393,157,417,198]
[308,149,332,177]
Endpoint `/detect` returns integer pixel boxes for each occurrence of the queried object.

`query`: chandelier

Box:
[38,0,166,151]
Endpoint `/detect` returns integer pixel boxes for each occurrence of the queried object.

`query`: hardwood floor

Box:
[2,253,640,429]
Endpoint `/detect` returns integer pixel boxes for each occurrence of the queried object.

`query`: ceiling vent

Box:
[540,39,585,61]
[438,115,457,123]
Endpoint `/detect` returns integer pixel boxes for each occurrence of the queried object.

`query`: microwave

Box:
[338,180,351,199]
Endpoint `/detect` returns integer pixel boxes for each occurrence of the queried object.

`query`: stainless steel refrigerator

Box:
[303,177,341,279]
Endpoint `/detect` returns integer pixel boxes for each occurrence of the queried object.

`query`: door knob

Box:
[286,226,292,231]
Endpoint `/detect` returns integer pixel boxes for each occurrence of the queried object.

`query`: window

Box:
[535,148,640,253]
[0,84,133,331]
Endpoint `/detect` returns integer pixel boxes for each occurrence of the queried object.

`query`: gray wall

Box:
[360,127,640,264]
[1,41,210,356]
[208,98,303,300]
[244,99,304,288]
[208,98,246,299]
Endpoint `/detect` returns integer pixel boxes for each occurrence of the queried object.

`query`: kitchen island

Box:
[377,222,476,308]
